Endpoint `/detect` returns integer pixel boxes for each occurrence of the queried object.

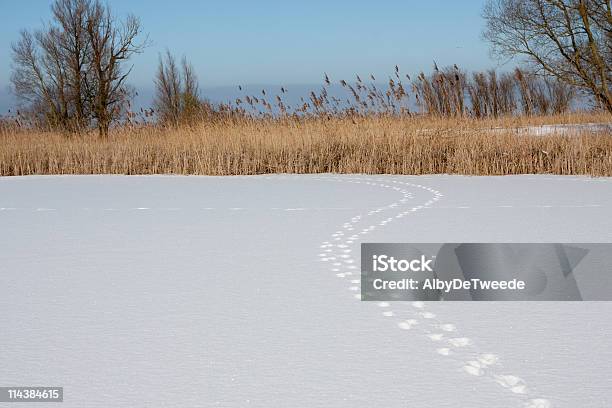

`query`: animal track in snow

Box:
[448,337,472,347]
[439,323,456,332]
[524,399,553,408]
[315,175,551,407]
[494,375,529,394]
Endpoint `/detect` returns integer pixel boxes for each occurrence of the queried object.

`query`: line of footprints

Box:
[316,176,551,408]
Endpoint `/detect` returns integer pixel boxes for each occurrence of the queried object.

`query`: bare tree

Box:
[85,2,146,137]
[154,51,201,125]
[51,0,91,129]
[10,0,145,135]
[12,28,70,129]
[181,56,201,122]
[483,0,612,113]
[154,51,181,124]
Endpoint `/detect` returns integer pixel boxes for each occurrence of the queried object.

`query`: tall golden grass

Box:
[1,112,610,177]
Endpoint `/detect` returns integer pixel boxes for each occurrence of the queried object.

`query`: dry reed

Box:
[1,112,610,177]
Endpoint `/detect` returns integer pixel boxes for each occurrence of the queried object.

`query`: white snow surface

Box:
[491,122,612,136]
[1,174,612,408]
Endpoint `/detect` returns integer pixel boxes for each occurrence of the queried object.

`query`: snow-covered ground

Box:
[1,174,611,408]
[491,122,612,136]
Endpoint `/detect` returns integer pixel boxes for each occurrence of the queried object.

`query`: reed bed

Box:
[1,112,610,177]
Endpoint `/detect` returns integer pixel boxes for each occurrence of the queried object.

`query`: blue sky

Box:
[0,0,502,112]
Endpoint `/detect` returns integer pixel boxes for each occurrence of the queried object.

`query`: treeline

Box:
[197,65,577,120]
[6,0,611,134]
[413,66,575,118]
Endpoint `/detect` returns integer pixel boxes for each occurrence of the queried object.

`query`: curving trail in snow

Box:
[315,175,551,408]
